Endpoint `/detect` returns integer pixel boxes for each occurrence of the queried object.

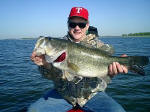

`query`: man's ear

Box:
[86,23,90,31]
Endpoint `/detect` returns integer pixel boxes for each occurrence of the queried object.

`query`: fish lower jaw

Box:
[45,55,56,63]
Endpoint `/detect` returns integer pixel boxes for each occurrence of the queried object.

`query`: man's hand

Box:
[108,54,128,77]
[30,51,48,66]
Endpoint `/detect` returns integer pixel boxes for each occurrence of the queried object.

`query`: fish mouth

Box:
[54,52,66,62]
[34,48,46,56]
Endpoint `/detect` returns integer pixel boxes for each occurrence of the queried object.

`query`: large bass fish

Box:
[34,37,149,82]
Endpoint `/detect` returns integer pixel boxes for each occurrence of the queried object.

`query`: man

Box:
[30,7,127,112]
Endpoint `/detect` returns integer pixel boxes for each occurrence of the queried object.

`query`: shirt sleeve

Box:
[96,39,115,55]
[83,34,115,55]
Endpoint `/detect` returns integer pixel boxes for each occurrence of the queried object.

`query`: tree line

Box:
[122,32,150,37]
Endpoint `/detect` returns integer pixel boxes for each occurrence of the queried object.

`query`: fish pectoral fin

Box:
[63,71,75,81]
[67,62,80,73]
[63,71,82,84]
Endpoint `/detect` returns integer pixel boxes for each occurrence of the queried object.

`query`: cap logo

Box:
[69,7,88,20]
[76,7,82,13]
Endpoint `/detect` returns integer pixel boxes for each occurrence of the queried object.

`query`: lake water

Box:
[0,37,150,112]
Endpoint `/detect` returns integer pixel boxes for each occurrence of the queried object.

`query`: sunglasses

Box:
[68,22,87,29]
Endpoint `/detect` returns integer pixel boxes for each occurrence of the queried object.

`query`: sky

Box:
[0,0,150,39]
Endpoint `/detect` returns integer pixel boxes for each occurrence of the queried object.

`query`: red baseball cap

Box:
[69,7,89,20]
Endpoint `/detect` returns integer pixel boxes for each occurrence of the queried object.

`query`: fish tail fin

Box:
[129,56,149,75]
[129,65,145,75]
[129,56,149,66]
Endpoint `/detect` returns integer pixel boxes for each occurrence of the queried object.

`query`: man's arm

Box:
[30,52,49,67]
[30,51,62,80]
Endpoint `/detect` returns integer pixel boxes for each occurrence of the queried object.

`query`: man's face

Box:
[68,17,89,42]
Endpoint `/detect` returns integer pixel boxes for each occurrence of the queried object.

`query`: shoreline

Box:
[101,36,150,38]
[122,36,150,38]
